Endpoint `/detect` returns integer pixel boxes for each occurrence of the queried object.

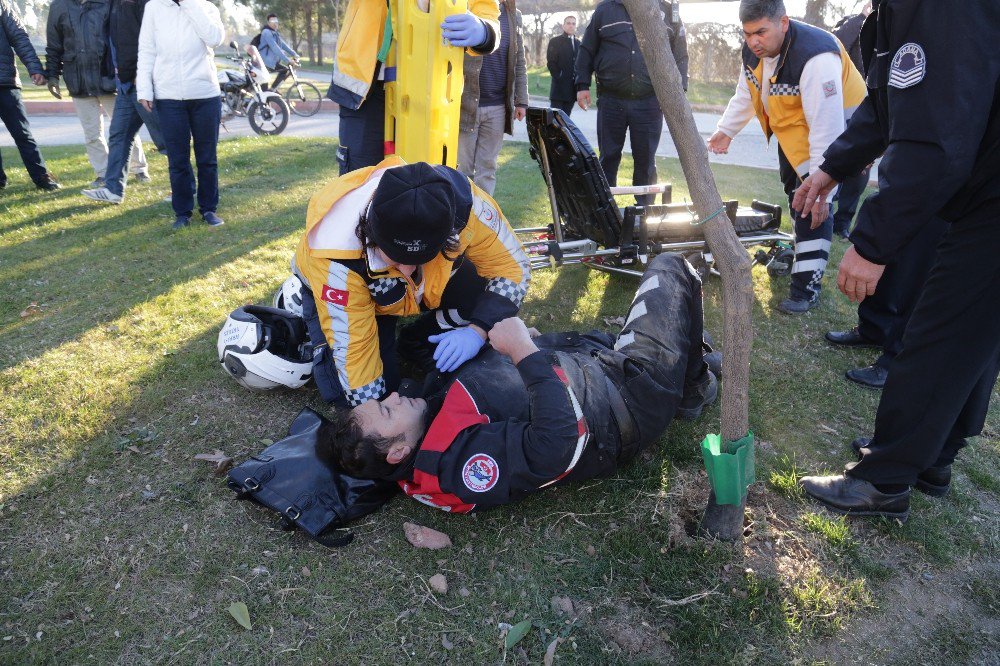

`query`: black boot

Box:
[676,369,718,421]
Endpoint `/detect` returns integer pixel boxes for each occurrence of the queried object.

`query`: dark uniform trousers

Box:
[550,99,574,116]
[299,257,489,408]
[596,94,663,206]
[777,147,832,301]
[849,207,1000,485]
[336,73,386,176]
[856,214,947,369]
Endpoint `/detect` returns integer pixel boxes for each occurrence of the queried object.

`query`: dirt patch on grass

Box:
[596,602,674,662]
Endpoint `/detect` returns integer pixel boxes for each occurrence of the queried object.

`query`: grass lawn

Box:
[1,138,998,664]
[527,66,734,108]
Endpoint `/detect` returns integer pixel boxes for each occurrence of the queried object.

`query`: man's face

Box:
[268,17,279,29]
[353,392,428,462]
[563,17,577,36]
[742,15,789,59]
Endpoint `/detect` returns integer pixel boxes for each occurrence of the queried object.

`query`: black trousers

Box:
[550,99,574,116]
[596,94,662,206]
[832,167,869,236]
[856,215,947,368]
[337,78,385,175]
[848,207,1000,485]
[607,252,707,448]
[778,147,833,301]
[0,87,50,185]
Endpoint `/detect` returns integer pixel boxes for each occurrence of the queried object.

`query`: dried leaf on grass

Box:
[227,602,251,630]
[193,450,234,476]
[403,522,452,549]
[550,595,575,616]
[19,303,42,319]
[504,619,532,650]
[543,637,564,665]
[602,316,626,328]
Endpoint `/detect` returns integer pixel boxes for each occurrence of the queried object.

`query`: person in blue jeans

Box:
[136,0,225,229]
[0,0,60,191]
[257,14,298,91]
[82,0,166,205]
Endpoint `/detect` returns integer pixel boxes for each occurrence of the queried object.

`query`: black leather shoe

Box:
[35,178,62,191]
[845,364,888,389]
[800,474,910,520]
[850,437,952,496]
[676,370,718,420]
[825,327,880,348]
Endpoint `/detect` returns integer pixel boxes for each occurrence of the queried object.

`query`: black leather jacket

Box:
[0,0,43,88]
[45,0,115,97]
[575,0,688,99]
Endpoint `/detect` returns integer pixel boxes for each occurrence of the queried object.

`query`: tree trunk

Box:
[305,5,315,63]
[622,0,753,541]
[317,5,324,66]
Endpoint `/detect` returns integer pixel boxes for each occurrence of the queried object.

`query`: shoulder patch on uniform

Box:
[472,195,501,231]
[889,43,926,89]
[822,80,837,98]
[462,453,499,493]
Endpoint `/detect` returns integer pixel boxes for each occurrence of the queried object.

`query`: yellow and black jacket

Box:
[329,0,501,110]
[294,156,531,405]
[742,19,866,174]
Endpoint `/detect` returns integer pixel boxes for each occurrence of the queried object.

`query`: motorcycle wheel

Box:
[247,97,289,136]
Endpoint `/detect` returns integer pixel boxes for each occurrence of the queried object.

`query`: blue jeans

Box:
[0,87,50,184]
[596,94,663,205]
[156,97,221,218]
[105,86,166,197]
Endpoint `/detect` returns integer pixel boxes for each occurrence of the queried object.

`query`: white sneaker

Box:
[82,187,123,205]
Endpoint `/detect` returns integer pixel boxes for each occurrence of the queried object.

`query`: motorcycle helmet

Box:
[218,305,313,390]
[272,274,305,317]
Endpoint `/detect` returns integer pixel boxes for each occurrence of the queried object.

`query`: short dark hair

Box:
[319,409,403,479]
[267,13,278,20]
[738,0,786,23]
[564,15,576,22]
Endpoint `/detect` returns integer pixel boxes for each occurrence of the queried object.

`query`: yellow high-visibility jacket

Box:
[294,156,531,406]
[330,0,501,110]
[742,19,866,174]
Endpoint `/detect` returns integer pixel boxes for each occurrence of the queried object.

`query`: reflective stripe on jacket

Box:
[294,156,531,405]
[742,20,865,173]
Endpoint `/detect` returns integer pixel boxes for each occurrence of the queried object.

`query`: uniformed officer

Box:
[708,0,866,314]
[325,253,718,511]
[795,0,1000,520]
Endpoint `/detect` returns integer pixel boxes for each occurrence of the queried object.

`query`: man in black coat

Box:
[546,15,579,116]
[574,0,688,205]
[46,0,148,188]
[0,0,59,190]
[81,0,165,205]
[794,0,1000,521]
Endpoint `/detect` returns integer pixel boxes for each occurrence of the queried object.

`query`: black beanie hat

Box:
[367,163,472,265]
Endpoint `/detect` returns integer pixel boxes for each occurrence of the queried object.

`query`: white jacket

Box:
[136,0,225,101]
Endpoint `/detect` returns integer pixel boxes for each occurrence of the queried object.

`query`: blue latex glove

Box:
[441,12,488,48]
[428,327,485,372]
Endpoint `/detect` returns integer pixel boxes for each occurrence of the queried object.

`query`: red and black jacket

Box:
[390,349,614,513]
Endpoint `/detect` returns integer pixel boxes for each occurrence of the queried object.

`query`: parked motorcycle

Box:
[218,41,289,136]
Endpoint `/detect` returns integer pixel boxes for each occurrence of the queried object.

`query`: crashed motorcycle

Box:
[218,41,289,136]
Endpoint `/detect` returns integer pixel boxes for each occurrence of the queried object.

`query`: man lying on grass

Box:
[322,253,718,512]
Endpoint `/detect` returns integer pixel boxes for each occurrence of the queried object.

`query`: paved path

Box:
[2,98,878,181]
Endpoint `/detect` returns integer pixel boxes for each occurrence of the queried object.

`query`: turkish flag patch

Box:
[321,285,349,306]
